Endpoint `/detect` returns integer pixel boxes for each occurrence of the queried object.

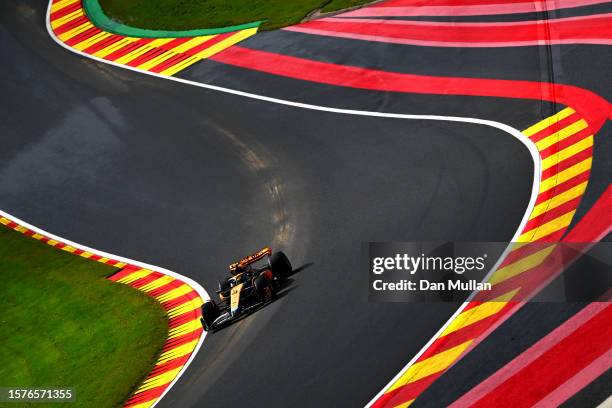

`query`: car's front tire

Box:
[201,301,220,331]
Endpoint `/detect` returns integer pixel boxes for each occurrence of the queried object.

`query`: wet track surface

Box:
[3,1,609,407]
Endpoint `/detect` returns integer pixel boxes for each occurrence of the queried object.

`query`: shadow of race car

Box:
[200,247,292,331]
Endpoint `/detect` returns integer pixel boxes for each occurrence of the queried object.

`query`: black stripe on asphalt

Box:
[334,2,612,23]
[561,367,612,407]
[557,235,612,302]
[237,29,545,82]
[232,29,612,101]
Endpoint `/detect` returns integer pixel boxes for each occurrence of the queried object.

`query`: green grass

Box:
[0,227,168,407]
[99,0,374,31]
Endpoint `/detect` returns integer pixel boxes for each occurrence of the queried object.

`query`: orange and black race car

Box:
[200,248,292,331]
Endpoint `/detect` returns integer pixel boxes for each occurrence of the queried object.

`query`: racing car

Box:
[200,247,292,331]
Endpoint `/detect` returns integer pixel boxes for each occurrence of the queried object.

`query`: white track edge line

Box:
[43,3,542,406]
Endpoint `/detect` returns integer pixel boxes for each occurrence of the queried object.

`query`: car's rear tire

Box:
[201,301,220,331]
[254,274,273,302]
[270,251,292,280]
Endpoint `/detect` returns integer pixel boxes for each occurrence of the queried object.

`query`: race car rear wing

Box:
[229,247,272,273]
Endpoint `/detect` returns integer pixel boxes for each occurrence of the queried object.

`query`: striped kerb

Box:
[49,0,257,76]
[108,267,204,408]
[372,107,596,408]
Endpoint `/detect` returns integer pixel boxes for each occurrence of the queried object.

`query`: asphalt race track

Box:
[1,0,609,407]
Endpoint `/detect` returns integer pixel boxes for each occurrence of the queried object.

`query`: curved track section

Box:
[1,1,536,407]
[172,1,610,405]
[2,0,610,406]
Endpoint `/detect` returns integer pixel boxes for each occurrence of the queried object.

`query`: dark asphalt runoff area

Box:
[1,1,542,407]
